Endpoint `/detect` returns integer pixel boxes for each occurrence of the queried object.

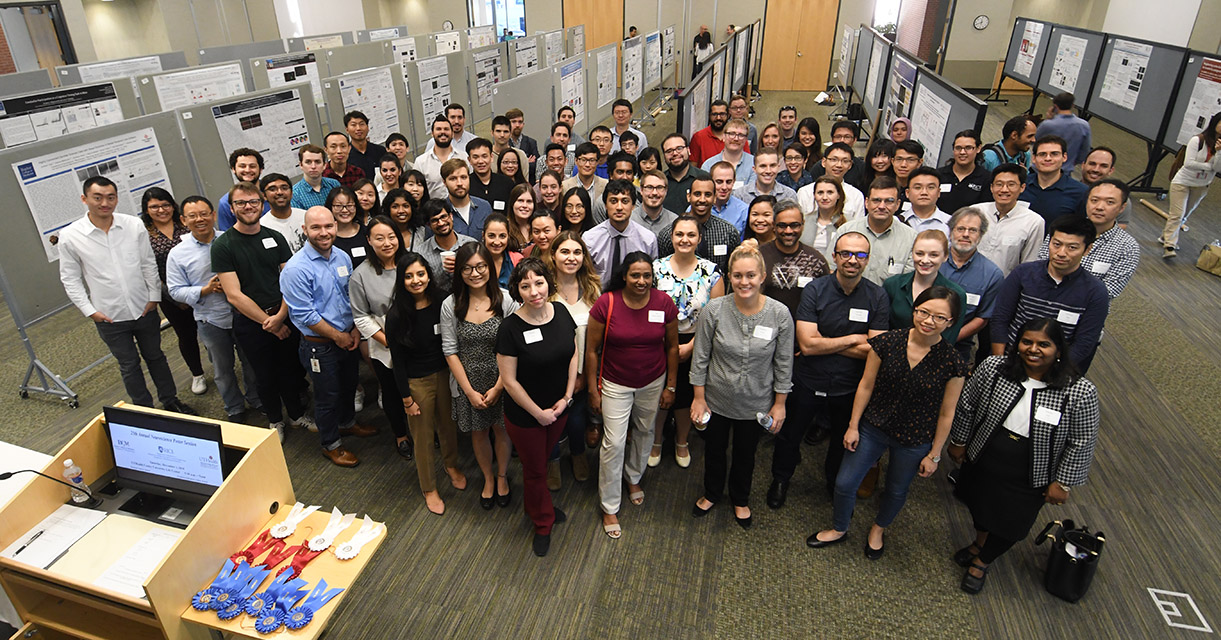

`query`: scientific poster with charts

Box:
[13,126,170,262]
[0,83,124,148]
[1014,22,1043,77]
[663,26,676,67]
[416,57,451,125]
[472,48,503,106]
[910,88,951,167]
[467,26,496,49]
[559,59,586,125]
[211,89,309,180]
[733,32,748,91]
[1049,34,1088,93]
[516,40,539,75]
[1100,39,1151,110]
[435,32,461,55]
[622,38,642,102]
[644,33,661,89]
[572,26,585,56]
[337,68,399,142]
[545,31,565,67]
[368,28,400,42]
[78,56,162,84]
[885,55,918,126]
[596,48,616,108]
[392,38,417,63]
[151,63,246,112]
[711,56,724,102]
[1176,58,1221,145]
[838,27,854,86]
[265,53,324,103]
[691,76,709,134]
[864,40,886,109]
[303,34,344,51]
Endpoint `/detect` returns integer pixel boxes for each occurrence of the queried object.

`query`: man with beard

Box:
[689,100,730,167]
[216,148,268,230]
[506,108,540,179]
[490,115,529,178]
[734,148,798,203]
[938,206,1003,361]
[662,133,711,213]
[281,207,377,467]
[258,173,307,253]
[344,111,387,178]
[442,158,493,238]
[700,117,755,183]
[981,114,1036,171]
[631,169,679,236]
[656,176,740,276]
[322,131,366,188]
[416,115,469,200]
[418,200,475,293]
[466,137,514,213]
[426,103,478,152]
[759,201,830,314]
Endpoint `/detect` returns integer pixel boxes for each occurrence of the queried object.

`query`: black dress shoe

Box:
[480,493,495,510]
[396,439,414,460]
[961,562,990,594]
[806,532,848,548]
[864,536,885,560]
[692,500,715,518]
[553,507,567,524]
[953,544,980,568]
[496,479,511,508]
[532,533,551,557]
[734,512,753,529]
[163,399,197,415]
[766,479,789,509]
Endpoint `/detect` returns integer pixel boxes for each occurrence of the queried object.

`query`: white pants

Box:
[598,374,665,514]
[1163,182,1210,249]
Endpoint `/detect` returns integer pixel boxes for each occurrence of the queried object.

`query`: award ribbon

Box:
[334,516,383,560]
[284,578,345,630]
[307,507,356,551]
[269,502,320,539]
[191,559,238,611]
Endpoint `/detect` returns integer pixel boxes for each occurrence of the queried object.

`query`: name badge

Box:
[1056,309,1080,325]
[848,308,869,322]
[262,237,278,249]
[523,328,543,344]
[1090,261,1111,275]
[939,183,952,193]
[1034,405,1062,426]
[733,180,744,190]
[648,309,665,323]
[713,244,728,256]
[797,276,813,287]
[752,325,774,340]
[337,266,349,277]
[887,262,904,274]
[815,390,828,397]
[965,293,981,306]
[310,357,321,373]
[567,143,576,152]
[433,323,441,335]
[351,246,366,257]
[493,200,506,211]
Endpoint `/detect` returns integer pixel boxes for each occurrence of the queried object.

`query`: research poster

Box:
[623,38,642,102]
[690,76,709,134]
[416,56,451,126]
[711,56,724,102]
[1176,58,1221,145]
[472,48,503,107]
[572,26,585,56]
[265,53,324,104]
[0,83,124,148]
[435,32,461,55]
[516,40,539,76]
[368,28,401,42]
[545,31,565,68]
[303,34,344,51]
[596,48,616,108]
[733,32,748,92]
[910,87,951,167]
[77,56,163,84]
[1049,34,1088,93]
[467,26,496,49]
[13,126,171,262]
[1100,39,1151,110]
[337,68,399,142]
[212,89,309,181]
[392,38,418,63]
[864,39,886,109]
[559,59,586,125]
[663,26,676,67]
[1014,21,1043,78]
[644,33,662,89]
[839,27,854,86]
[886,54,918,126]
[151,63,245,112]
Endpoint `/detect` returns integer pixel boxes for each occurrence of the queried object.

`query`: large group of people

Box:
[58,93,1195,585]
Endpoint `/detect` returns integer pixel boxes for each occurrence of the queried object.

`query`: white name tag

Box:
[351,246,366,257]
[797,276,813,287]
[262,237,278,249]
[888,262,904,274]
[815,390,828,397]
[733,180,744,190]
[493,200,506,210]
[966,293,981,306]
[648,309,665,323]
[713,244,728,256]
[940,183,952,193]
[752,325,774,340]
[523,328,543,344]
[433,323,441,335]
[567,143,576,152]
[848,308,869,322]
[1034,405,1062,426]
[310,357,321,373]
[1090,261,1111,275]
[337,266,349,277]
[1056,309,1080,325]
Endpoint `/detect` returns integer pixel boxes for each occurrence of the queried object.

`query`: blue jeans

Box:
[831,422,930,532]
[299,339,359,449]
[94,311,177,407]
[197,320,261,417]
[549,389,588,460]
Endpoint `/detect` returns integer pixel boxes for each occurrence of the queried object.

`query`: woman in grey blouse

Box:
[689,242,794,528]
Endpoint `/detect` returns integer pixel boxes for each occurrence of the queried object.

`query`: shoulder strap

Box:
[597,293,615,391]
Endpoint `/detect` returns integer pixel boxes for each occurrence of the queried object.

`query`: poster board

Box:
[432,31,462,56]
[56,52,188,88]
[1001,17,1050,88]
[677,63,712,140]
[1035,25,1106,102]
[731,27,749,96]
[662,24,677,72]
[707,46,728,103]
[858,28,891,118]
[1161,52,1221,149]
[643,31,662,92]
[463,25,497,50]
[558,57,587,137]
[1084,34,1187,143]
[464,43,509,122]
[509,35,544,78]
[584,43,618,132]
[389,35,427,66]
[198,41,285,89]
[138,62,248,113]
[0,81,141,150]
[288,32,355,52]
[491,70,555,147]
[838,26,855,92]
[543,30,566,68]
[402,52,469,146]
[322,64,409,148]
[908,68,987,168]
[0,69,53,97]
[322,41,393,76]
[566,25,586,58]
[622,35,644,102]
[883,48,922,127]
[357,26,409,43]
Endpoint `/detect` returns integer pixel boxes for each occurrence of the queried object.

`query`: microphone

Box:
[0,469,102,507]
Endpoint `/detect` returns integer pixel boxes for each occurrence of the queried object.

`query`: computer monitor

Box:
[102,405,227,503]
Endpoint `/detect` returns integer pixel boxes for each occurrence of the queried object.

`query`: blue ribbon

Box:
[284,579,344,631]
[191,559,237,611]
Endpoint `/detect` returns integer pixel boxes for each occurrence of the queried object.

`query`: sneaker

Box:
[290,414,318,432]
[163,399,197,415]
[272,422,285,443]
[1163,246,1177,259]
[1181,224,1190,232]
[190,375,207,395]
[354,387,365,412]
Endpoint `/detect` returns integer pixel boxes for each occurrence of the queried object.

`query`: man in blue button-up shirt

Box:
[281,207,377,467]
[166,196,261,421]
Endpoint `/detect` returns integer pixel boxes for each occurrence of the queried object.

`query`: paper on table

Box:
[92,528,181,599]
[0,504,106,569]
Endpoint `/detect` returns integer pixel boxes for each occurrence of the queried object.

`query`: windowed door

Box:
[469,0,527,40]
[0,2,75,74]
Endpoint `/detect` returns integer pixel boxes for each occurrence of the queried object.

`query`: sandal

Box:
[603,522,622,539]
[960,559,990,594]
[953,543,982,567]
[675,442,691,468]
[629,490,645,505]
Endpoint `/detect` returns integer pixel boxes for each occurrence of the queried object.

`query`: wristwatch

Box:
[928,454,941,463]
[666,386,677,393]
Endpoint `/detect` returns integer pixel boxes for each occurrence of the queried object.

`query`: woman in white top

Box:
[800,176,846,257]
[1162,111,1221,258]
[377,153,404,200]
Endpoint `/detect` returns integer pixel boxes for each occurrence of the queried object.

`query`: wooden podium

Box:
[0,405,296,640]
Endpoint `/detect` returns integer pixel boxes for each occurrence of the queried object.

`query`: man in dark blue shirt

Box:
[1019,135,1088,224]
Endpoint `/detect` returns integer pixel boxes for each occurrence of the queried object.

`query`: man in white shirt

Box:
[899,167,952,236]
[258,173,307,252]
[610,99,649,152]
[416,115,469,200]
[976,163,1045,276]
[425,103,478,152]
[798,143,864,219]
[58,177,193,414]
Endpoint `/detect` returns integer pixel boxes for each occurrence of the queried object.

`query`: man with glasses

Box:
[734,147,798,204]
[768,231,888,509]
[728,94,758,152]
[610,99,648,152]
[709,162,750,235]
[938,130,991,213]
[833,176,916,285]
[700,117,755,183]
[810,122,866,188]
[563,141,609,222]
[1019,135,1088,224]
[632,170,679,236]
[419,203,475,293]
[291,144,339,209]
[662,133,710,213]
[584,179,658,286]
[892,140,925,197]
[258,173,307,253]
[587,126,614,178]
[938,206,1004,362]
[977,163,1045,276]
[689,100,730,167]
[657,176,740,275]
[799,142,864,219]
[759,201,830,315]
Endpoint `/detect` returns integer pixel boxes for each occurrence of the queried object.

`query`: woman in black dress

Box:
[948,317,1100,594]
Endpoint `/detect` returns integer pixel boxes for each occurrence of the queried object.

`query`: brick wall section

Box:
[0,17,17,74]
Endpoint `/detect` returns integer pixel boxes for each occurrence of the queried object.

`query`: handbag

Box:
[1035,519,1106,603]
[584,293,615,448]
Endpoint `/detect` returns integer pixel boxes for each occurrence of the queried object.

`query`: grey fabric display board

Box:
[1034,25,1106,102]
[249,51,331,129]
[401,52,471,147]
[287,31,355,52]
[583,42,619,133]
[464,43,510,124]
[566,25,586,59]
[508,34,546,79]
[491,68,556,146]
[677,58,713,140]
[643,30,663,93]
[1084,35,1187,143]
[0,69,53,97]
[909,68,988,167]
[198,40,286,71]
[136,61,250,114]
[1161,52,1221,150]
[0,80,142,150]
[321,64,413,150]
[320,41,393,76]
[357,26,410,43]
[56,52,189,87]
[1001,18,1051,88]
[429,31,463,57]
[854,27,892,118]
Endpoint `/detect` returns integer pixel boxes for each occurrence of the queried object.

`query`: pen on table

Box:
[13,530,44,556]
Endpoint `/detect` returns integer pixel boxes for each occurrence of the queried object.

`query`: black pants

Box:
[371,359,409,439]
[231,313,307,423]
[159,298,204,376]
[771,377,854,488]
[704,413,764,506]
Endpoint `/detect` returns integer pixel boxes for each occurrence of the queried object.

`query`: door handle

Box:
[797,51,803,57]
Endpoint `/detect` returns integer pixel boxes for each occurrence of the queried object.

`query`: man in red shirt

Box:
[689,100,729,168]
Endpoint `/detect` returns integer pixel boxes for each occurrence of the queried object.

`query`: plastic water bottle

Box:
[62,459,89,504]
[694,410,711,431]
[756,412,774,432]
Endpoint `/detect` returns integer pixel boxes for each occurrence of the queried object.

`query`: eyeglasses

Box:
[835,250,868,260]
[913,308,952,324]
[641,185,667,192]
[774,221,803,230]
[232,199,263,209]
[725,132,747,139]
[332,204,356,211]
[461,263,489,275]
[953,146,977,152]
[663,145,688,154]
[952,225,982,235]
[147,203,174,211]
[576,156,597,165]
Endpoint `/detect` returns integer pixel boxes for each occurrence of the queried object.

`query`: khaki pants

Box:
[409,370,460,493]
[598,374,665,514]
[1162,182,1210,249]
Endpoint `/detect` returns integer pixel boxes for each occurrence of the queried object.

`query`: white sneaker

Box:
[191,375,207,395]
[354,387,365,412]
[270,422,286,443]
[291,414,318,432]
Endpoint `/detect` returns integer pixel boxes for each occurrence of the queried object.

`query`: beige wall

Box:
[375,0,466,36]
[81,0,171,61]
[1188,0,1220,53]
[525,0,562,34]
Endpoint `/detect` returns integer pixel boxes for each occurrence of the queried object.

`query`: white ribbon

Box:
[270,502,320,539]
[308,507,356,551]
[334,516,384,560]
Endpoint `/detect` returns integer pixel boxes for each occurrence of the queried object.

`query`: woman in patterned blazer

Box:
[947,316,1099,595]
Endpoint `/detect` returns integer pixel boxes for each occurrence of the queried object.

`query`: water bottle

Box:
[756,412,774,432]
[62,459,89,504]
[694,410,711,431]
